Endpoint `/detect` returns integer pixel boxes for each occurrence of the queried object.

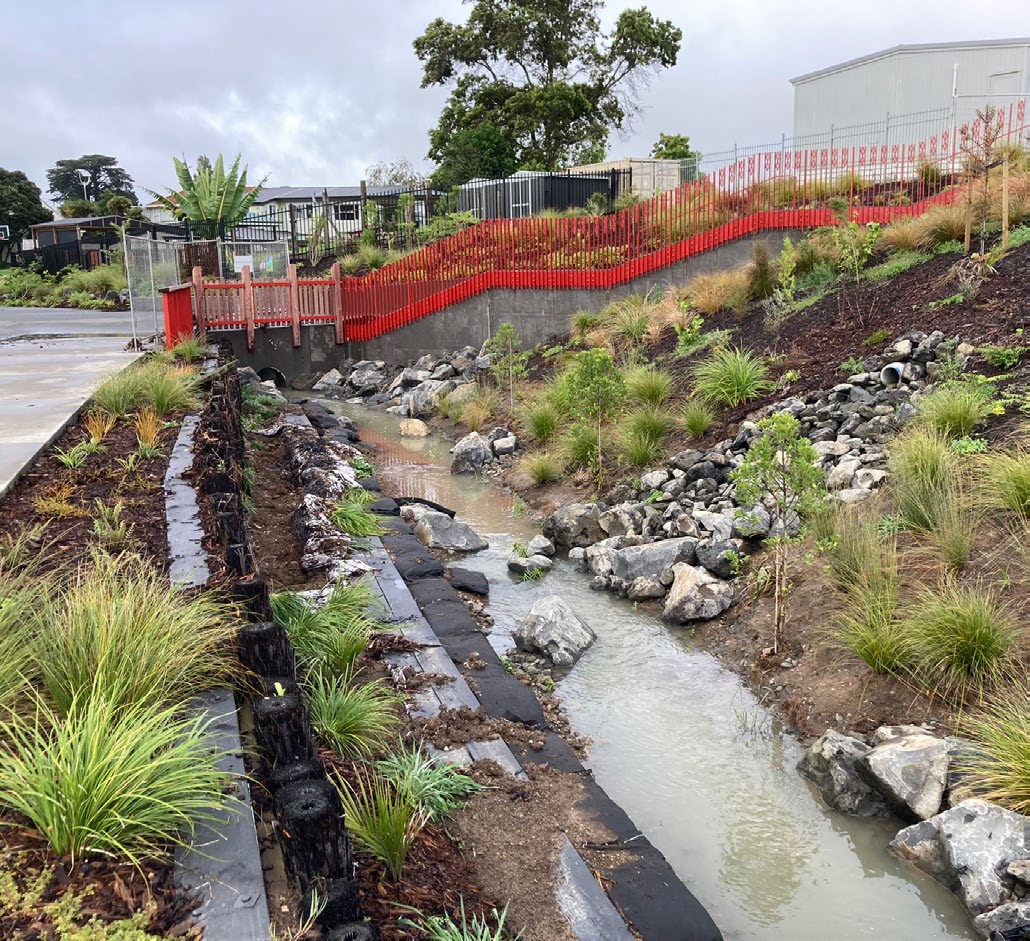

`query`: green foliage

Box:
[672,313,706,356]
[522,403,560,444]
[978,444,1030,516]
[0,168,53,258]
[305,669,402,759]
[378,744,483,821]
[333,768,427,881]
[570,310,603,337]
[865,328,891,347]
[91,499,128,551]
[521,452,561,485]
[682,400,714,439]
[915,383,995,439]
[978,344,1024,369]
[399,900,519,941]
[794,260,836,295]
[431,122,518,189]
[1006,224,1030,248]
[91,369,144,418]
[927,477,980,572]
[745,242,778,302]
[483,323,529,411]
[332,488,382,537]
[624,364,674,407]
[561,423,601,470]
[863,250,931,282]
[935,239,964,254]
[150,154,265,236]
[957,691,1030,813]
[619,429,663,467]
[888,427,960,531]
[834,221,881,283]
[46,154,136,205]
[564,348,625,480]
[0,688,231,865]
[915,205,969,249]
[951,436,988,456]
[690,347,772,407]
[902,580,1018,699]
[651,133,699,162]
[838,355,865,375]
[416,0,681,170]
[416,211,480,246]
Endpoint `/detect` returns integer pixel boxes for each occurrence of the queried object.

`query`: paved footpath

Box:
[0,308,142,498]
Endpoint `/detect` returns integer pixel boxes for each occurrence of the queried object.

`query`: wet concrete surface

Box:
[0,306,146,340]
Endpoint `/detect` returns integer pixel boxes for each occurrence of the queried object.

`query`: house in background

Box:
[29,216,123,270]
[791,38,1030,147]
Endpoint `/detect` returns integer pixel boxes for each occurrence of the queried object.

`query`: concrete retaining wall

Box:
[219,230,805,380]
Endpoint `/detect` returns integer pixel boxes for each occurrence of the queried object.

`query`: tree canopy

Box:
[0,169,52,260]
[364,159,426,188]
[431,122,518,189]
[651,132,699,162]
[414,0,681,172]
[46,155,137,205]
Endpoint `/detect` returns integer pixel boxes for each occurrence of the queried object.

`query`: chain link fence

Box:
[218,240,290,282]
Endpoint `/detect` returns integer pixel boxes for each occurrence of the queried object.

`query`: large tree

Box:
[0,169,52,261]
[651,132,699,162]
[46,155,137,205]
[364,158,426,188]
[431,122,518,189]
[414,0,681,172]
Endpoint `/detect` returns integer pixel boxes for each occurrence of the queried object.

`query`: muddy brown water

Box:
[325,400,976,941]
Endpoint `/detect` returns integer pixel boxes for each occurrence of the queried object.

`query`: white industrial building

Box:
[791,38,1029,146]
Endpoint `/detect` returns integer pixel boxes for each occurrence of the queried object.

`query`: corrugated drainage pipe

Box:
[880,361,906,386]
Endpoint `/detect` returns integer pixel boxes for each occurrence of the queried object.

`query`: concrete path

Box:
[0,306,152,340]
[0,334,140,498]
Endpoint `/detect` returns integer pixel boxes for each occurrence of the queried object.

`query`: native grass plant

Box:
[570,310,603,338]
[619,405,674,468]
[624,364,674,408]
[332,487,382,537]
[91,368,143,419]
[956,690,1030,813]
[901,580,1018,701]
[520,452,562,486]
[399,900,519,941]
[522,402,561,444]
[878,217,922,253]
[682,399,714,439]
[0,574,42,708]
[31,482,82,520]
[914,383,996,439]
[91,500,129,552]
[332,766,428,881]
[978,443,1030,516]
[561,423,601,471]
[863,250,932,282]
[84,409,116,444]
[169,334,207,363]
[305,669,401,759]
[0,688,232,866]
[32,551,238,714]
[92,360,198,419]
[134,407,162,449]
[732,413,825,653]
[684,270,748,315]
[887,427,960,532]
[925,476,982,573]
[270,579,379,673]
[378,743,483,821]
[691,347,772,408]
[457,386,499,433]
[915,205,970,249]
[600,296,657,359]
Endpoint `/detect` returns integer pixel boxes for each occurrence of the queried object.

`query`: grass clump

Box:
[888,427,959,531]
[399,900,516,941]
[332,488,382,537]
[378,743,483,821]
[956,691,1030,813]
[901,580,1018,700]
[691,347,772,407]
[0,689,231,865]
[333,768,428,880]
[878,217,922,253]
[561,424,601,470]
[684,270,746,315]
[863,250,931,282]
[169,334,207,363]
[619,406,674,466]
[915,383,995,439]
[570,310,603,337]
[520,452,561,486]
[915,205,970,249]
[521,402,561,444]
[137,362,198,416]
[624,365,674,407]
[305,670,401,759]
[457,387,498,432]
[978,444,1030,516]
[682,400,714,439]
[91,369,144,419]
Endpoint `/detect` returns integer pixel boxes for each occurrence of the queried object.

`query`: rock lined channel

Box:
[318,399,978,941]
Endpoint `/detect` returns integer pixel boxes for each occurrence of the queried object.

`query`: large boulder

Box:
[695,538,744,579]
[313,368,344,391]
[514,596,596,667]
[507,553,553,577]
[891,799,1030,918]
[610,537,697,583]
[973,901,1030,939]
[527,535,556,557]
[543,503,605,550]
[598,502,646,537]
[450,433,493,475]
[585,536,624,576]
[661,563,734,623]
[348,365,384,395]
[441,382,480,410]
[857,733,950,821]
[399,418,430,438]
[797,730,890,817]
[413,511,488,553]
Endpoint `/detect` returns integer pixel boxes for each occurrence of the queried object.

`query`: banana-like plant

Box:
[150,154,266,236]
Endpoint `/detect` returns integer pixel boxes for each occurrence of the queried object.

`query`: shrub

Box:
[956,691,1030,813]
[682,400,714,439]
[915,383,995,439]
[0,690,231,865]
[878,218,922,253]
[915,205,969,248]
[902,580,1018,699]
[333,768,428,881]
[378,744,483,821]
[521,452,561,485]
[691,347,772,407]
[978,344,1024,370]
[888,427,959,531]
[978,445,1030,516]
[624,364,674,407]
[305,669,401,758]
[521,402,560,444]
[32,552,238,714]
[332,488,382,537]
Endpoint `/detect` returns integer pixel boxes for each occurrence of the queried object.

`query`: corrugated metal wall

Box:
[793,42,1030,142]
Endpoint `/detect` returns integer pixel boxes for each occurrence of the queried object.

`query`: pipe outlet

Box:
[880,361,906,386]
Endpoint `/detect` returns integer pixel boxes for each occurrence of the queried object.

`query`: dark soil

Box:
[0,418,175,573]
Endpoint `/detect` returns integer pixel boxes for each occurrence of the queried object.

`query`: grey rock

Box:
[797,730,890,817]
[733,505,772,538]
[826,457,862,490]
[661,563,734,623]
[450,433,493,475]
[837,487,874,504]
[598,502,646,538]
[872,724,932,745]
[696,538,744,579]
[890,819,954,886]
[430,363,456,380]
[507,554,553,577]
[527,535,556,557]
[544,503,605,549]
[640,469,671,491]
[313,368,344,390]
[514,596,596,667]
[972,901,1030,939]
[237,366,261,386]
[493,435,517,456]
[627,575,667,600]
[693,509,734,541]
[585,537,624,576]
[668,449,704,472]
[568,547,587,570]
[589,575,610,591]
[858,734,951,820]
[855,468,889,490]
[1008,859,1030,885]
[441,382,480,410]
[400,367,431,387]
[812,439,851,458]
[610,537,698,582]
[413,511,489,553]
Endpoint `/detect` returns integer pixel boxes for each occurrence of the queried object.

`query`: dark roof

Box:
[791,37,1030,84]
[30,216,119,229]
[252,185,415,203]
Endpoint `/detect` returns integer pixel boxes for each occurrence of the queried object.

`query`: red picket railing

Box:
[192,101,1027,349]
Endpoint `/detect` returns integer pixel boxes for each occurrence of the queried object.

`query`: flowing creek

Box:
[324,400,975,941]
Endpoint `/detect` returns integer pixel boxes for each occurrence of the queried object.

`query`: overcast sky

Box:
[3,1,1027,203]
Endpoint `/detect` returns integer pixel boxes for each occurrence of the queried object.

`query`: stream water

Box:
[325,400,975,941]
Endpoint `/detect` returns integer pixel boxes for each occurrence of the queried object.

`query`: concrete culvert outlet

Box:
[880,361,906,386]
[258,366,286,386]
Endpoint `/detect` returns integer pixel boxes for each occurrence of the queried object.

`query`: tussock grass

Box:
[91,369,144,418]
[915,383,995,439]
[888,428,959,531]
[0,688,231,865]
[378,743,483,821]
[682,400,714,439]
[561,424,600,470]
[956,691,1030,813]
[457,387,498,432]
[333,767,427,881]
[915,205,970,249]
[624,365,674,408]
[691,347,772,407]
[32,552,238,714]
[521,402,561,444]
[978,444,1030,516]
[138,361,198,416]
[170,334,207,363]
[399,900,515,940]
[901,580,1018,700]
[878,217,922,253]
[570,310,603,337]
[926,477,981,572]
[684,270,747,315]
[520,452,561,486]
[305,669,401,759]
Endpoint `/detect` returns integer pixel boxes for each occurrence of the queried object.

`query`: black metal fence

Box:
[455,169,633,219]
